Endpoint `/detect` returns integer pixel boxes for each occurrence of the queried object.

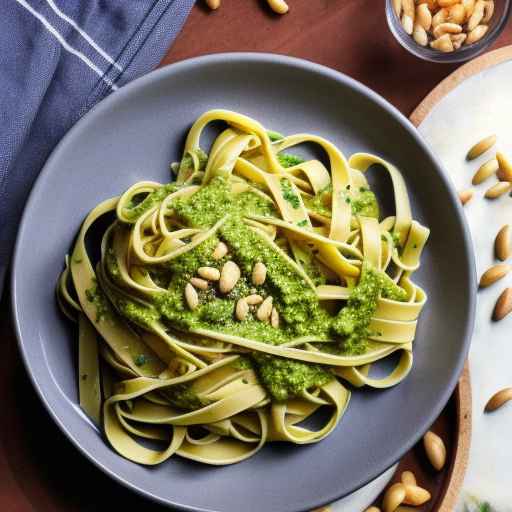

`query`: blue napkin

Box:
[0,0,195,295]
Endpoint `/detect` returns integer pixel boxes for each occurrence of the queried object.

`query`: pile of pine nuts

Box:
[393,0,495,52]
[205,0,289,14]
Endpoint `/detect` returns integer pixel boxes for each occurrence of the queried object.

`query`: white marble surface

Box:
[419,59,512,511]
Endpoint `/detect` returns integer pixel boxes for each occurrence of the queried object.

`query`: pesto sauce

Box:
[280,178,300,209]
[331,262,407,354]
[253,354,333,401]
[278,153,305,168]
[165,383,204,410]
[85,281,111,322]
[104,176,405,404]
[124,183,178,221]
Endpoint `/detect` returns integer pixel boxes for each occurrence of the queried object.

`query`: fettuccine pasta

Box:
[57,110,429,466]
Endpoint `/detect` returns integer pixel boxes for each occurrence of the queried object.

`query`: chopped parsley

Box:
[280,178,300,209]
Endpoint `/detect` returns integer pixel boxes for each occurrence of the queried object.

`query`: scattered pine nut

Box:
[403,485,431,506]
[205,0,220,9]
[479,263,511,287]
[271,307,279,328]
[212,241,228,260]
[256,296,273,322]
[252,262,267,286]
[467,134,497,160]
[484,181,512,199]
[219,261,241,293]
[400,470,417,486]
[198,266,221,281]
[185,283,199,310]
[382,483,406,512]
[493,288,512,321]
[485,387,512,412]
[472,158,499,185]
[458,188,474,205]
[496,152,512,182]
[245,294,264,305]
[423,431,447,471]
[495,225,511,261]
[266,0,289,14]
[235,298,249,321]
[190,277,209,290]
[311,508,331,512]
[364,508,381,512]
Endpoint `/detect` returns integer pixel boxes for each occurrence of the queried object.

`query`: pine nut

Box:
[311,508,330,512]
[382,483,406,512]
[493,288,512,321]
[458,188,474,205]
[413,24,428,45]
[467,134,497,160]
[451,33,467,49]
[495,225,511,261]
[219,261,241,294]
[256,296,273,322]
[433,22,462,38]
[423,431,446,471]
[403,485,431,506]
[496,152,512,182]
[245,294,264,305]
[364,508,381,512]
[400,471,417,486]
[402,14,414,34]
[416,3,432,29]
[438,0,459,6]
[432,7,448,27]
[198,266,221,281]
[185,283,199,310]
[485,387,512,412]
[462,0,476,20]
[235,298,249,321]
[252,262,267,285]
[465,23,489,44]
[430,33,454,51]
[484,181,511,199]
[206,0,220,9]
[393,0,402,17]
[479,263,511,287]
[472,158,498,184]
[190,277,209,290]
[467,0,485,30]
[482,0,494,23]
[271,307,279,328]
[212,241,228,260]
[447,3,465,24]
[402,0,415,18]
[266,0,289,14]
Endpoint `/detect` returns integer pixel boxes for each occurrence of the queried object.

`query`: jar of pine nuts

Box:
[386,0,510,63]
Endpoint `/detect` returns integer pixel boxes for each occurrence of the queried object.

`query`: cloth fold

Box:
[0,0,195,294]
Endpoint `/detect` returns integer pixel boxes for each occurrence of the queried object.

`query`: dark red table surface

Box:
[1,2,511,511]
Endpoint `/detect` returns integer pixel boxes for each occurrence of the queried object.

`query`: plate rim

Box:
[10,51,477,511]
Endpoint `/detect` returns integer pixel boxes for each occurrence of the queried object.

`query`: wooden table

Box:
[1,2,510,510]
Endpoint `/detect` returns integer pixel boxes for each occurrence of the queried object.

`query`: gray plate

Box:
[11,53,476,512]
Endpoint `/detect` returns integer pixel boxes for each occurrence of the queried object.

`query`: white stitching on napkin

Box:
[45,0,124,72]
[14,0,118,91]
